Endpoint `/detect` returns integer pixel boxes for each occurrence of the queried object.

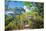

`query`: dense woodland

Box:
[5,1,44,30]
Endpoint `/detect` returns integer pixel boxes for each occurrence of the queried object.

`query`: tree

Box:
[5,15,14,26]
[23,2,32,7]
[35,2,44,17]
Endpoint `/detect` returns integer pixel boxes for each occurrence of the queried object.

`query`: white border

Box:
[8,0,44,2]
[0,0,4,31]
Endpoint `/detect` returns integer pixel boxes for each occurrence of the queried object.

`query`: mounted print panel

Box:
[5,1,44,31]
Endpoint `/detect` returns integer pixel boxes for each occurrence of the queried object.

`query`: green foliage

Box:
[27,11,33,15]
[35,3,44,16]
[23,2,32,7]
[28,20,32,28]
[5,22,17,30]
[31,12,44,28]
[5,16,14,26]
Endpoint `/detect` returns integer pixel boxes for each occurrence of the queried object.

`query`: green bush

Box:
[5,22,17,30]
